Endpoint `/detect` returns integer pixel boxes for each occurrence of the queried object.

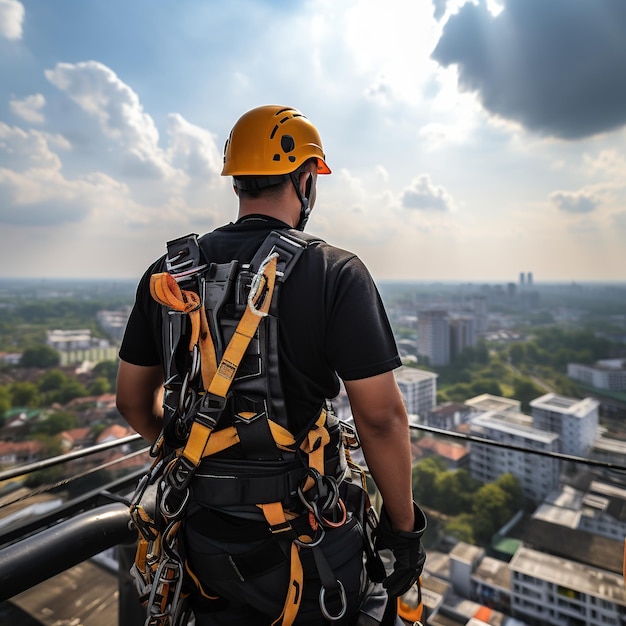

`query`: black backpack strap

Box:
[248,229,324,282]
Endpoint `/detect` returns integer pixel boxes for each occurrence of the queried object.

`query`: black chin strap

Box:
[290,172,312,231]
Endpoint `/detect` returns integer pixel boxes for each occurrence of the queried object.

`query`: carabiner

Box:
[159,483,190,520]
[320,498,347,529]
[319,580,347,621]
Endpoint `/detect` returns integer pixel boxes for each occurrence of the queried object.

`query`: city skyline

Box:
[1,1,626,282]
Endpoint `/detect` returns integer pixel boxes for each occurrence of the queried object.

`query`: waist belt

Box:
[191,455,346,508]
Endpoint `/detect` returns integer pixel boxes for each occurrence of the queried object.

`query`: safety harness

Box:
[128,229,391,626]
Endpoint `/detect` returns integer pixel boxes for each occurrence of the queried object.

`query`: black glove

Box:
[374,502,427,597]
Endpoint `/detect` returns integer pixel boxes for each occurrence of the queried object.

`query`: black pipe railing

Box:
[0,501,135,601]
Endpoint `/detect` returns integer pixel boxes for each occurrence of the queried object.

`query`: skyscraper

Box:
[417,310,450,366]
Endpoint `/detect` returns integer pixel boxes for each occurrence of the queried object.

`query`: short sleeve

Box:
[325,256,401,381]
[118,263,163,367]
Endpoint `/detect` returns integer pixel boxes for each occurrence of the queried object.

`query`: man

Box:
[117,105,425,625]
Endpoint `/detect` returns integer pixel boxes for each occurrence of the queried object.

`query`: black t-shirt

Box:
[119,215,401,430]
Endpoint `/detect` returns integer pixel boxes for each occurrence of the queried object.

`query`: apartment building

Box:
[394,365,438,420]
[533,481,626,543]
[469,411,561,502]
[417,310,450,366]
[567,359,626,392]
[530,393,599,457]
[449,315,477,358]
[509,546,626,626]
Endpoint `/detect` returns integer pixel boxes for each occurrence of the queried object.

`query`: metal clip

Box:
[319,580,347,621]
[160,483,190,519]
[165,455,196,491]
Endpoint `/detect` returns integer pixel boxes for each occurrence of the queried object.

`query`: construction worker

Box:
[116,105,425,625]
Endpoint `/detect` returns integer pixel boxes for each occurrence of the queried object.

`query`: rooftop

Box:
[530,392,599,416]
[464,394,520,414]
[394,366,439,383]
[510,546,626,604]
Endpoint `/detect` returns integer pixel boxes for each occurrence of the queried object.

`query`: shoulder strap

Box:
[248,229,324,282]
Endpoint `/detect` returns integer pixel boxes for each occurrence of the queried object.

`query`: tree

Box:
[38,369,68,392]
[88,376,111,396]
[469,379,502,397]
[20,344,61,368]
[0,386,11,420]
[56,380,88,404]
[33,411,78,436]
[511,377,544,411]
[412,457,446,507]
[472,483,511,542]
[434,471,468,515]
[10,381,40,407]
[92,360,119,390]
[494,473,523,513]
[445,514,475,544]
[508,343,525,366]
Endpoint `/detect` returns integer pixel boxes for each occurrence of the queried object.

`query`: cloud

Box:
[45,61,175,180]
[0,123,64,172]
[0,0,24,40]
[9,94,46,124]
[432,0,626,139]
[402,174,454,211]
[549,190,599,214]
[0,166,130,226]
[432,0,448,21]
[166,113,222,181]
[0,61,231,231]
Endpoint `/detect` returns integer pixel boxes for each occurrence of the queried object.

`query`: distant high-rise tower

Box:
[519,272,525,287]
[472,296,488,333]
[450,316,477,358]
[527,272,533,287]
[417,310,450,366]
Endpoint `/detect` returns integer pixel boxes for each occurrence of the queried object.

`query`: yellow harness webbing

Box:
[150,253,279,468]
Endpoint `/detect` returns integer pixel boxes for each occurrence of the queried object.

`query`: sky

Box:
[1,0,626,283]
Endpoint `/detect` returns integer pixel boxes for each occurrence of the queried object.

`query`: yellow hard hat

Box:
[221,105,331,177]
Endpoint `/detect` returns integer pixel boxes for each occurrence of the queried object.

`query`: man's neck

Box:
[237,202,297,228]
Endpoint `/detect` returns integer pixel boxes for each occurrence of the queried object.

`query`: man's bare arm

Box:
[344,371,415,532]
[116,359,164,444]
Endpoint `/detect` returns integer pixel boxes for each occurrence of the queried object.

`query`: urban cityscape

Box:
[0,273,625,626]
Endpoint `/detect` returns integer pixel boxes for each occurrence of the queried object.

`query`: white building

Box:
[530,393,599,457]
[509,546,626,626]
[417,310,450,367]
[469,411,561,502]
[394,366,438,420]
[533,481,626,543]
[46,329,97,351]
[567,359,626,392]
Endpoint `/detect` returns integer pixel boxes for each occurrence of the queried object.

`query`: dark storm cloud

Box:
[432,0,448,21]
[432,0,626,139]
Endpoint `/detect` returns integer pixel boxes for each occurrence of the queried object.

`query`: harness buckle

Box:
[196,392,227,423]
[165,455,196,491]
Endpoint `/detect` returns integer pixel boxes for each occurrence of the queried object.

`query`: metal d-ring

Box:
[319,579,347,621]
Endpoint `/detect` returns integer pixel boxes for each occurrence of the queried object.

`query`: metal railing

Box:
[1,423,625,623]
